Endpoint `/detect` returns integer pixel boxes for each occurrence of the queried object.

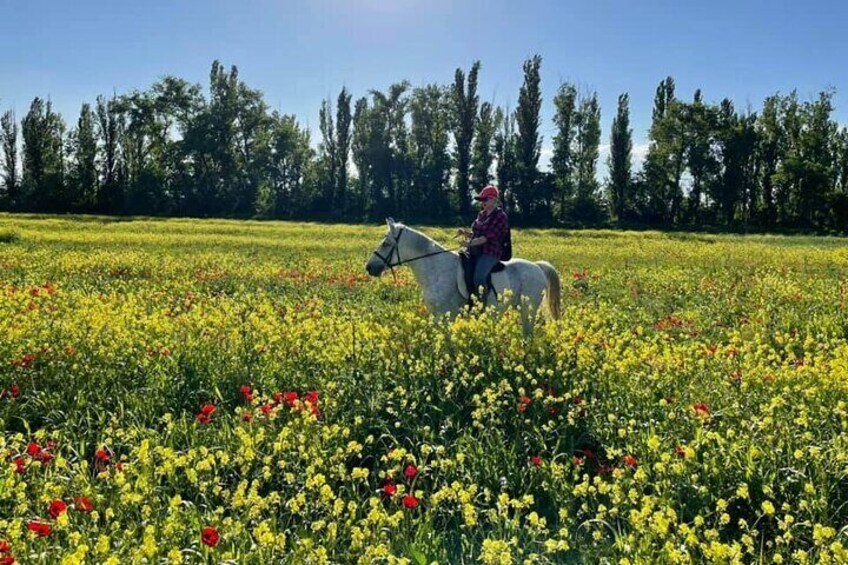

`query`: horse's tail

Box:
[536,261,561,320]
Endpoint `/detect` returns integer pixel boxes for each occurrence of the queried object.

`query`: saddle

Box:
[459,251,506,301]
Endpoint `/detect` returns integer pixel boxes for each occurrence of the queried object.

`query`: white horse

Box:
[365,219,561,331]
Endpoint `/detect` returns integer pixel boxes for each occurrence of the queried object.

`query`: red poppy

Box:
[693,403,710,417]
[530,455,542,466]
[47,500,68,519]
[8,385,19,398]
[12,457,25,474]
[26,443,41,457]
[260,404,272,415]
[74,496,93,512]
[282,391,298,407]
[241,411,253,422]
[623,455,638,468]
[517,395,531,413]
[572,456,585,466]
[115,462,124,472]
[95,449,110,462]
[383,482,397,496]
[402,494,419,509]
[305,391,319,405]
[0,556,13,565]
[0,540,9,552]
[200,404,216,416]
[196,413,211,425]
[403,464,418,480]
[26,521,51,537]
[674,445,686,458]
[240,385,253,402]
[201,526,219,548]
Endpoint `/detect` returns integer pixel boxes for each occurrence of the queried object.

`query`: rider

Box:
[456,185,509,303]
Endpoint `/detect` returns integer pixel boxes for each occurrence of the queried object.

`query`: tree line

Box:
[2,57,847,231]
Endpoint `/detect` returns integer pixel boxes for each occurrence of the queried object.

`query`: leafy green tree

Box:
[335,88,353,215]
[450,61,480,219]
[572,90,602,222]
[712,99,757,225]
[22,97,66,212]
[682,90,719,223]
[796,91,837,227]
[351,97,373,219]
[0,110,19,209]
[755,95,782,226]
[470,101,499,194]
[258,112,312,218]
[514,54,543,221]
[66,103,98,211]
[409,84,451,220]
[494,108,518,216]
[642,77,685,224]
[551,83,577,222]
[95,94,124,213]
[318,96,337,215]
[607,93,632,221]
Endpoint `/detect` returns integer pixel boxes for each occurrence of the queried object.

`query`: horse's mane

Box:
[396,223,449,253]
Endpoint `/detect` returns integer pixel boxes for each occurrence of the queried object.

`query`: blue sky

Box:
[1,0,846,172]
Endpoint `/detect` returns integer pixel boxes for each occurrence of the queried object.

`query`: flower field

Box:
[1,214,848,564]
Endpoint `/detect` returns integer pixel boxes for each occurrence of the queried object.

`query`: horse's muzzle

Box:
[365,262,383,277]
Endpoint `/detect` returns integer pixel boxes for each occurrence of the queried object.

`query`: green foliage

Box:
[2,61,848,233]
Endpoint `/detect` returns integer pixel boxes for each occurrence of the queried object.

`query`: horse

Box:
[365,219,561,332]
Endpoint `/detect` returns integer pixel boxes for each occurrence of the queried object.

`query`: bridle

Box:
[371,227,460,276]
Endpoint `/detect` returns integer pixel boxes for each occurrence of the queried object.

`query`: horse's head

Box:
[365,218,404,277]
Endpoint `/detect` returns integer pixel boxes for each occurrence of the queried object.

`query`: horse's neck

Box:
[401,230,457,293]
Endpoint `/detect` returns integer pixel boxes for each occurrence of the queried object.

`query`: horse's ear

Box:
[386,217,395,231]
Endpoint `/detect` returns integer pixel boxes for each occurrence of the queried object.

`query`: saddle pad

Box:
[457,260,509,300]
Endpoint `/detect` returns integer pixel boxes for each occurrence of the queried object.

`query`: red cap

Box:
[474,185,499,201]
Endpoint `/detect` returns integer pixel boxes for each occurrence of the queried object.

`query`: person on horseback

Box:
[456,184,509,303]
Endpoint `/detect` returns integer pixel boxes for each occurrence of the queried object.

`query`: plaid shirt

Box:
[472,207,509,259]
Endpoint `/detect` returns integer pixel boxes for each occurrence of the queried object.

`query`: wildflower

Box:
[0,541,9,553]
[242,411,253,422]
[623,455,638,469]
[74,496,93,513]
[240,385,253,402]
[282,391,298,406]
[693,403,710,417]
[95,449,110,463]
[383,482,397,497]
[402,494,419,509]
[27,521,51,537]
[404,464,418,480]
[12,457,25,474]
[530,455,542,466]
[260,404,272,415]
[8,385,19,398]
[201,526,219,548]
[572,456,585,466]
[674,445,686,458]
[48,500,68,519]
[305,390,319,405]
[0,557,13,565]
[517,395,532,412]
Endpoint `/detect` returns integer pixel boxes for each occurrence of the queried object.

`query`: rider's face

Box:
[481,197,497,212]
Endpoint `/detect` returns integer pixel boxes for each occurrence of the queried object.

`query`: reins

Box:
[372,227,462,279]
